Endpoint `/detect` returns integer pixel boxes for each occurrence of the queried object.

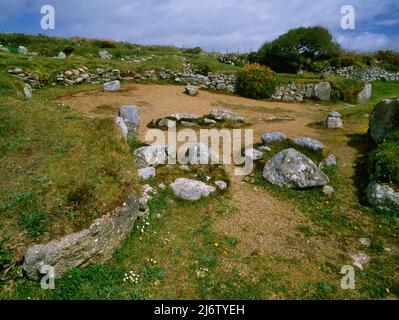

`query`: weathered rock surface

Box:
[358,83,372,104]
[119,106,140,137]
[134,144,170,168]
[324,111,343,129]
[170,178,216,201]
[115,116,128,140]
[18,46,29,55]
[23,193,139,280]
[244,148,264,161]
[324,154,337,167]
[210,109,245,123]
[366,181,399,212]
[313,81,331,101]
[159,119,176,128]
[263,148,329,189]
[294,137,324,151]
[23,83,32,98]
[99,50,112,60]
[261,132,287,144]
[138,167,156,180]
[215,181,228,190]
[170,113,201,121]
[185,85,198,96]
[57,52,66,59]
[351,252,370,270]
[369,99,399,144]
[184,142,214,165]
[104,80,121,92]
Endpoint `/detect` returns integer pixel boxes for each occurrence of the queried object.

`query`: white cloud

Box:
[0,0,398,52]
[337,32,398,52]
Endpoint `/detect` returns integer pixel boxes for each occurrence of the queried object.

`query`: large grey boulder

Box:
[99,50,112,60]
[358,83,372,104]
[119,106,140,138]
[170,178,216,201]
[263,148,329,188]
[366,181,399,212]
[261,132,287,144]
[313,81,331,101]
[23,193,139,280]
[294,137,324,152]
[134,144,170,168]
[369,99,399,144]
[104,80,121,92]
[210,109,245,123]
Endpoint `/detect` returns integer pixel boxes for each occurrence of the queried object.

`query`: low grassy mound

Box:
[0,90,138,269]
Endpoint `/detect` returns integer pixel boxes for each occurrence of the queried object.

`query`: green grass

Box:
[0,88,138,270]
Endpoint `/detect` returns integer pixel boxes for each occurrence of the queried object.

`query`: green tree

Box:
[257,26,341,73]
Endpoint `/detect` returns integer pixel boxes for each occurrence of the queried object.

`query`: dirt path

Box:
[59,83,370,263]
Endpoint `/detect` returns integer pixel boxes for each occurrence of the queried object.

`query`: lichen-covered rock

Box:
[210,109,245,123]
[215,181,228,190]
[313,81,331,101]
[369,99,399,144]
[185,85,198,96]
[99,50,112,60]
[294,137,324,151]
[358,83,372,104]
[159,119,176,128]
[244,148,263,161]
[184,142,214,165]
[23,193,139,280]
[351,252,370,270]
[23,83,32,98]
[324,154,337,167]
[134,144,170,168]
[57,52,66,59]
[261,132,287,144]
[104,80,121,92]
[170,178,216,201]
[170,113,201,121]
[366,181,399,212]
[119,106,140,137]
[263,148,329,188]
[115,116,128,140]
[138,167,156,180]
[324,111,343,129]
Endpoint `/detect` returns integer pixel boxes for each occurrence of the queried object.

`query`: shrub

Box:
[329,54,362,68]
[100,40,117,48]
[63,46,75,56]
[194,63,212,76]
[368,130,399,187]
[328,77,364,103]
[236,63,277,99]
[184,47,203,55]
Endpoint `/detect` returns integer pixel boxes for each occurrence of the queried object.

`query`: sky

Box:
[0,0,398,53]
